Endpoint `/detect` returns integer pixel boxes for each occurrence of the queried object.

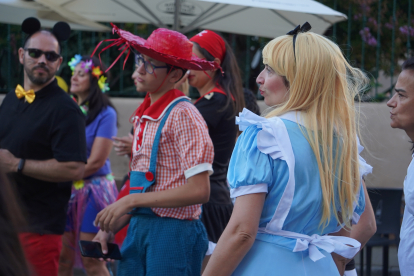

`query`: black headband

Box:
[22,17,71,42]
[286,22,312,60]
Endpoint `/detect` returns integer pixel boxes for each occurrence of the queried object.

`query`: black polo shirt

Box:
[0,79,87,235]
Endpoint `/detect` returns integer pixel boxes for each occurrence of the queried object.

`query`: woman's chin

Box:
[188,79,196,87]
[264,98,274,107]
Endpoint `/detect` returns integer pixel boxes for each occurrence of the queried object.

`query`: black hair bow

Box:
[286,22,312,60]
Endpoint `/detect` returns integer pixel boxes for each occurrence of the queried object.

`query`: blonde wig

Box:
[262,32,368,229]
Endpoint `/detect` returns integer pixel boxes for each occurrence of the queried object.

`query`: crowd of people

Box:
[0,16,413,276]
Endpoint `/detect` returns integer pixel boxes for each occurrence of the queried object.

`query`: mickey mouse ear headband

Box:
[286,22,312,60]
[22,17,71,42]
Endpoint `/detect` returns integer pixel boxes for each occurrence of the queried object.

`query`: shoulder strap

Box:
[147,98,190,173]
[261,117,296,231]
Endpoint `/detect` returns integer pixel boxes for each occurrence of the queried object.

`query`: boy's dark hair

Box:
[193,38,245,118]
[402,57,414,71]
[401,58,414,153]
[75,56,118,126]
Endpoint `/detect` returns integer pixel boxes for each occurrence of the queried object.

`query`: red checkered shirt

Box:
[130,90,214,219]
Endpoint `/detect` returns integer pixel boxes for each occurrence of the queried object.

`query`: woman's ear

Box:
[210,57,221,76]
[213,57,221,67]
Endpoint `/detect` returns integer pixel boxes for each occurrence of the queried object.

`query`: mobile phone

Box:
[79,240,122,260]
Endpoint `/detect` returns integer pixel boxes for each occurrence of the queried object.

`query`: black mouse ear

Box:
[22,17,41,35]
[52,22,71,41]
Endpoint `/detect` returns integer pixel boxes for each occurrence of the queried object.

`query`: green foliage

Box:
[0,24,23,91]
[0,23,154,96]
[0,22,268,97]
[319,0,413,76]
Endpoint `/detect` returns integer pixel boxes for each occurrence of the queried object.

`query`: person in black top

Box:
[243,87,261,116]
[189,30,245,264]
[0,17,87,276]
[0,170,30,276]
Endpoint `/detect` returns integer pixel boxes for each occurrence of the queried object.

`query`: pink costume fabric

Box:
[66,175,118,267]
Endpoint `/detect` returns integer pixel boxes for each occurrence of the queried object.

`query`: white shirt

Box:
[398,154,414,276]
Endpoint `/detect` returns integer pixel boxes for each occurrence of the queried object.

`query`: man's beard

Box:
[25,63,54,85]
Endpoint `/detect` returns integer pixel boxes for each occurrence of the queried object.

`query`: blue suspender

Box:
[129,98,189,194]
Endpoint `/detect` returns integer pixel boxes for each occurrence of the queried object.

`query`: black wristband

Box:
[17,159,25,173]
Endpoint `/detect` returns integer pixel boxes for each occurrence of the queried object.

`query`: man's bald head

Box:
[23,30,61,54]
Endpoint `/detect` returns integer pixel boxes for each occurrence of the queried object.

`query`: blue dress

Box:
[228,109,372,276]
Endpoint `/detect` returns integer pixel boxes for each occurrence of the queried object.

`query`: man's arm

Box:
[95,171,210,232]
[0,149,84,182]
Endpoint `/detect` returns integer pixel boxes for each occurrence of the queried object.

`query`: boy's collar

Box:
[137,89,189,121]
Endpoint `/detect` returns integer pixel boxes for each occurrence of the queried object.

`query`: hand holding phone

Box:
[79,240,122,260]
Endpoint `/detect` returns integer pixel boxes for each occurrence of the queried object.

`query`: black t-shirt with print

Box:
[0,79,87,235]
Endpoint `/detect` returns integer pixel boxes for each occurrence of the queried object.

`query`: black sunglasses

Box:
[24,48,61,62]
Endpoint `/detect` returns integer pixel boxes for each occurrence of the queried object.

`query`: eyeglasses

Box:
[135,54,168,75]
[24,48,61,62]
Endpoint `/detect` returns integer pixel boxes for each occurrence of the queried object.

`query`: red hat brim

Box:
[111,24,220,71]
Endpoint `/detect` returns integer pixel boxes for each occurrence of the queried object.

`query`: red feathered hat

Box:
[92,23,221,72]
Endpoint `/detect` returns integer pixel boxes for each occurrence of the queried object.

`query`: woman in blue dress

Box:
[203,23,372,276]
[59,56,118,276]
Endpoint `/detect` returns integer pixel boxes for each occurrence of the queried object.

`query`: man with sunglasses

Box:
[0,24,87,276]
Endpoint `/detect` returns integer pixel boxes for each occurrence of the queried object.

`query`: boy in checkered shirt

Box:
[92,25,219,276]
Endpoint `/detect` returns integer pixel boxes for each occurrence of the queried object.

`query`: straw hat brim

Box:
[112,24,220,71]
